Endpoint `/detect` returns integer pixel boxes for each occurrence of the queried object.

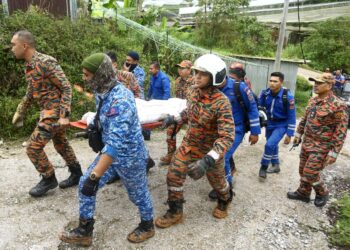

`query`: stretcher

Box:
[70,98,187,132]
[70,120,163,130]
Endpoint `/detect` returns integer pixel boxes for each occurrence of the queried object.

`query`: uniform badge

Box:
[289,99,295,110]
[106,107,119,117]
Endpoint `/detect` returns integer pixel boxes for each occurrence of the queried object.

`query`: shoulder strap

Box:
[234,81,247,112]
[94,97,104,129]
[282,88,289,108]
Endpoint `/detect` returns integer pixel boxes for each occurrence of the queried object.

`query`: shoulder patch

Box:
[106,106,119,117]
[289,99,295,110]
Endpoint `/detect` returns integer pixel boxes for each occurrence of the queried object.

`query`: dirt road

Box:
[0,129,349,249]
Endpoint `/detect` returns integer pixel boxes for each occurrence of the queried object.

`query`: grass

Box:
[329,195,350,247]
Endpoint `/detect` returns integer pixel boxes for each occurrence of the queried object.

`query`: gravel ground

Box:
[0,128,349,250]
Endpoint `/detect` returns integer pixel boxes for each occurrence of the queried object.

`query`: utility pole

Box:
[273,0,289,72]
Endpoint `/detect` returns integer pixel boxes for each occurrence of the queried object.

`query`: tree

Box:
[194,0,273,56]
[303,17,350,72]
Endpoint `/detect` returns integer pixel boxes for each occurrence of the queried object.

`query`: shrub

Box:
[296,75,313,92]
[0,8,192,139]
[329,195,350,247]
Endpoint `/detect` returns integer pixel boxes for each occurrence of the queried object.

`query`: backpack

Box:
[234,82,259,133]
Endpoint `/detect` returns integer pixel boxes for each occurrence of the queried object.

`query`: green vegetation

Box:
[0,7,184,139]
[295,75,312,117]
[329,195,350,248]
[286,16,350,72]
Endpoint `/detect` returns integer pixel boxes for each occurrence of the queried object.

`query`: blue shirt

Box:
[219,77,261,135]
[96,83,148,160]
[335,74,345,89]
[132,65,146,99]
[148,70,171,100]
[259,87,296,137]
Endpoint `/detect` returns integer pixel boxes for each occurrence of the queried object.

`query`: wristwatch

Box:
[90,171,99,181]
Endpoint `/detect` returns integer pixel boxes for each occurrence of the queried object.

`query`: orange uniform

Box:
[167,86,235,201]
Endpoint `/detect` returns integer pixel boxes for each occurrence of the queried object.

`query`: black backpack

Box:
[234,82,259,133]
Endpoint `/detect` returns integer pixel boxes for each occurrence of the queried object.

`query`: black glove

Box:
[87,124,104,153]
[188,155,216,180]
[81,176,100,196]
[161,115,176,129]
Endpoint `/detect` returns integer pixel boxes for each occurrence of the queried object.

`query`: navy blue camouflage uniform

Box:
[79,83,153,221]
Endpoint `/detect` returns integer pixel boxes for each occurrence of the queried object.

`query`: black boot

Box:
[59,218,95,247]
[59,163,83,189]
[209,182,233,200]
[146,157,155,173]
[259,165,268,179]
[287,191,310,203]
[127,219,155,243]
[267,164,280,174]
[208,189,218,200]
[314,194,329,207]
[29,173,58,197]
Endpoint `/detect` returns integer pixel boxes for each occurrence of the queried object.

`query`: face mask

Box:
[129,64,137,72]
[125,62,131,67]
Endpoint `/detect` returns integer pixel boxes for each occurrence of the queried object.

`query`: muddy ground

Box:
[0,128,349,250]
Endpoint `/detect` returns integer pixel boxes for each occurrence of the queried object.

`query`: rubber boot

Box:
[146,157,155,173]
[267,163,280,174]
[59,163,83,189]
[159,152,174,166]
[287,191,310,203]
[29,173,58,197]
[212,189,233,219]
[155,200,184,228]
[59,218,94,247]
[314,194,329,207]
[259,165,268,179]
[127,219,155,243]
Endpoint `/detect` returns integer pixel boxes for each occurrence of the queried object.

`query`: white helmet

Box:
[192,54,227,86]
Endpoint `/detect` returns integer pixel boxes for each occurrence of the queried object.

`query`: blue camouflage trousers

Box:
[261,126,287,166]
[224,124,245,185]
[79,154,154,221]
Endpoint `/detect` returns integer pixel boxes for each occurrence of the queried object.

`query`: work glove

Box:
[161,115,176,129]
[188,155,216,180]
[81,176,100,197]
[12,112,23,128]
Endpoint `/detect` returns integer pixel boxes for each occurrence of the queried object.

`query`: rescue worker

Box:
[147,61,171,100]
[333,69,346,97]
[106,51,141,98]
[145,61,171,141]
[287,73,348,207]
[59,53,155,246]
[208,67,261,199]
[155,54,235,229]
[11,30,82,197]
[159,60,194,166]
[124,51,146,99]
[229,62,252,89]
[258,72,296,179]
